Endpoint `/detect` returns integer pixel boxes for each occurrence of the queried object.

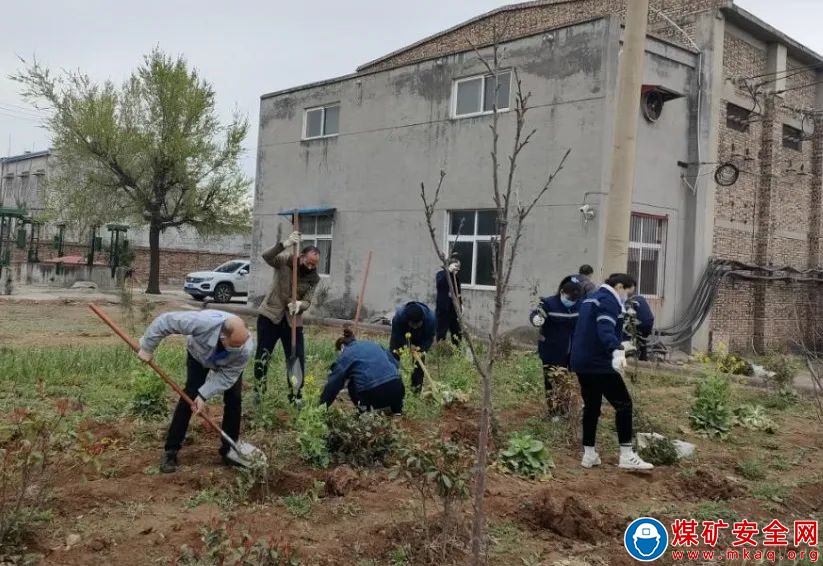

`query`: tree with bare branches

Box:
[420,36,570,563]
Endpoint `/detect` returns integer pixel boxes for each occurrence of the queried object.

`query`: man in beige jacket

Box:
[254,230,321,404]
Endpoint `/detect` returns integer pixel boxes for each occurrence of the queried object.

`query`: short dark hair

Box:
[579,264,594,276]
[559,280,583,301]
[605,273,637,289]
[406,303,424,324]
[301,245,320,256]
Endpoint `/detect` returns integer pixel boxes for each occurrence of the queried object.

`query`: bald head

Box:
[221,314,250,348]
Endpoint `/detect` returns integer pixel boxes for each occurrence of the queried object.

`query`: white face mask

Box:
[221,334,247,353]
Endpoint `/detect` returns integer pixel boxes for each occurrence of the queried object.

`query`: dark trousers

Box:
[390,347,426,394]
[576,371,633,447]
[637,330,651,361]
[349,379,405,415]
[254,314,305,400]
[165,353,242,456]
[436,308,462,346]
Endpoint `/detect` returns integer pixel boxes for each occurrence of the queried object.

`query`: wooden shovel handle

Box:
[291,212,300,348]
[87,303,224,437]
[353,250,373,332]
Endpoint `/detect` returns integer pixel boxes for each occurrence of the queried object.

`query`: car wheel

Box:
[213,283,233,303]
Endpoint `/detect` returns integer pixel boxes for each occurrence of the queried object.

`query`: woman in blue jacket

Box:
[570,273,653,471]
[320,327,405,415]
[529,280,583,413]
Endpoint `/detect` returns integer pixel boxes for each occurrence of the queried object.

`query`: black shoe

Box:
[160,450,178,473]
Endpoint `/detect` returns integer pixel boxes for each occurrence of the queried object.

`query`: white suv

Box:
[183,259,250,303]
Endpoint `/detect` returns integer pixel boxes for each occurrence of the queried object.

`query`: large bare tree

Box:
[421,37,570,563]
[12,48,251,293]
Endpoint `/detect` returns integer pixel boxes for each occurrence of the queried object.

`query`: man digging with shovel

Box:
[137,310,255,473]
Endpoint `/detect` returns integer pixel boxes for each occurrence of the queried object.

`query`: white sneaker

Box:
[581,452,602,468]
[619,451,654,470]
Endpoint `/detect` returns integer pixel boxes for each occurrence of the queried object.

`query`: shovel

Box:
[287,211,304,403]
[88,304,266,468]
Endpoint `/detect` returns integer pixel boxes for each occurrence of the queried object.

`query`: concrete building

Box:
[253,0,823,351]
[0,150,52,214]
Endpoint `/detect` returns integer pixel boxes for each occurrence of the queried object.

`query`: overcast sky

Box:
[0,0,819,178]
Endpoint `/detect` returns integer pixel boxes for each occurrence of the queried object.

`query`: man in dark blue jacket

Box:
[320,327,405,414]
[390,301,436,393]
[570,273,653,471]
[435,259,463,347]
[625,295,655,361]
[529,280,582,413]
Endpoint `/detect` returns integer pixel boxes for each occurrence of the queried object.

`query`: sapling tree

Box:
[420,31,570,564]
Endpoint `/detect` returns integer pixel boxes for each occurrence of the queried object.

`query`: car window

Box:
[215,261,243,273]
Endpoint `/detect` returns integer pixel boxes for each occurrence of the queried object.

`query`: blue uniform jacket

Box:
[570,285,625,374]
[320,341,401,406]
[435,270,462,314]
[390,301,436,352]
[530,294,579,367]
[625,295,655,336]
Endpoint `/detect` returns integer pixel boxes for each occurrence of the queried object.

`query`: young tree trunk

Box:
[146,221,162,295]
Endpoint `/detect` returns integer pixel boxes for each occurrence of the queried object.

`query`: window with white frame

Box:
[301,214,334,275]
[303,104,340,139]
[446,210,499,287]
[627,214,667,297]
[452,71,512,118]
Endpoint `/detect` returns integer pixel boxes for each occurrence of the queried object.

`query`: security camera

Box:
[579,204,596,222]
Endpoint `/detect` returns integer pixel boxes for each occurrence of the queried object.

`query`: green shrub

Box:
[695,343,751,375]
[760,350,800,388]
[130,368,168,419]
[498,432,553,479]
[733,404,777,433]
[326,409,398,467]
[294,404,330,468]
[690,373,732,438]
[736,459,766,481]
[638,436,679,466]
[176,520,300,565]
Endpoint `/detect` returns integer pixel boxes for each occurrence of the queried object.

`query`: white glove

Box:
[612,350,627,376]
[137,349,152,363]
[281,231,301,249]
[288,300,307,316]
[621,340,637,355]
[531,314,545,327]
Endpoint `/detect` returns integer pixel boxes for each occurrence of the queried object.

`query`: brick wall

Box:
[710,26,823,352]
[360,0,725,72]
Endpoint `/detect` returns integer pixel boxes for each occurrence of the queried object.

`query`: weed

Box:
[736,459,766,481]
[752,483,789,502]
[498,432,553,479]
[130,367,168,419]
[281,493,313,519]
[638,435,679,466]
[326,409,399,467]
[696,343,751,375]
[389,544,411,566]
[760,350,800,388]
[764,386,799,410]
[690,372,733,438]
[733,404,777,433]
[185,488,232,510]
[294,404,330,468]
[693,501,739,523]
[176,519,300,565]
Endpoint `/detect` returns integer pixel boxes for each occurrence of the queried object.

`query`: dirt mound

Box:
[677,469,744,501]
[522,492,617,543]
[440,402,498,450]
[324,465,360,496]
[270,468,320,495]
[789,481,823,515]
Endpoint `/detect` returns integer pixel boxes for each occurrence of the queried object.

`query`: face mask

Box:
[221,335,247,353]
[448,262,460,274]
[561,296,576,308]
[298,263,315,276]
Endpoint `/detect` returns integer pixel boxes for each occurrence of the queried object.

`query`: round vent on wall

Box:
[642,90,665,122]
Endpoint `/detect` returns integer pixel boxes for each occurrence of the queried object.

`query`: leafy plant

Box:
[765,386,799,410]
[326,409,399,467]
[130,368,168,419]
[294,404,330,468]
[498,432,553,479]
[281,493,313,519]
[695,343,751,375]
[760,350,799,388]
[690,373,733,438]
[176,520,300,565]
[733,404,777,433]
[0,401,74,552]
[736,459,766,481]
[637,435,679,466]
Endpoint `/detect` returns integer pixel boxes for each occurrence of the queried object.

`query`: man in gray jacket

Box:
[138,310,254,473]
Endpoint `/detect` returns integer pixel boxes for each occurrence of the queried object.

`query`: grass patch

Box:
[281,493,313,519]
[736,459,766,481]
[693,501,739,523]
[752,483,789,502]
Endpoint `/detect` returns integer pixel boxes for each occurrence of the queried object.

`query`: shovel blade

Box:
[225,440,268,468]
[287,356,304,395]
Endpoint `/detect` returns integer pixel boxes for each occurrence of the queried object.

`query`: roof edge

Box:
[721,4,823,65]
[1,149,51,164]
[355,0,579,72]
